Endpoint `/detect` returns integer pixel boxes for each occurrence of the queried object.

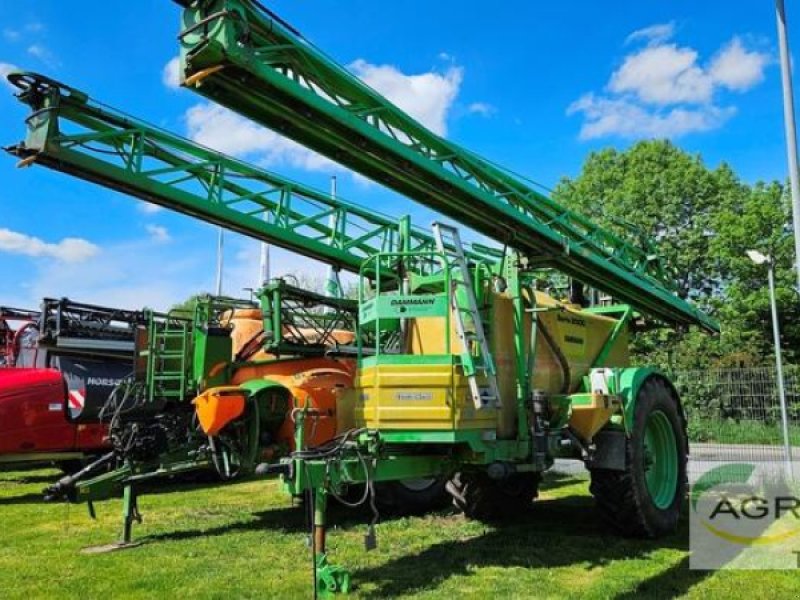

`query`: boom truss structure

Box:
[172,0,717,332]
[5,72,494,281]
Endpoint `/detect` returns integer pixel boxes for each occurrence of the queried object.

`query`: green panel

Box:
[287,455,452,494]
[569,393,596,407]
[238,378,287,396]
[359,293,448,324]
[192,327,232,387]
[174,1,718,333]
[360,354,455,368]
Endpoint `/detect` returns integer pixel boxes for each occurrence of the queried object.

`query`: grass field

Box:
[686,417,800,446]
[1,468,799,599]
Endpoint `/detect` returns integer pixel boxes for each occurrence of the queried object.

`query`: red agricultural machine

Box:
[0,299,143,471]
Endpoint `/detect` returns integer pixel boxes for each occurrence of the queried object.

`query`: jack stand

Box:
[81,483,143,554]
[315,554,351,596]
[313,488,351,596]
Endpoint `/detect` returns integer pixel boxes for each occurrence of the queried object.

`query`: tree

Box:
[170,294,207,318]
[553,140,742,305]
[552,140,798,369]
[711,181,800,365]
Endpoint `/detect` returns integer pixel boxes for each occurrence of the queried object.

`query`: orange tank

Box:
[230,356,356,449]
[224,308,357,362]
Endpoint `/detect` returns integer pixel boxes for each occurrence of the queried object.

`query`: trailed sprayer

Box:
[170,0,718,592]
[3,0,720,592]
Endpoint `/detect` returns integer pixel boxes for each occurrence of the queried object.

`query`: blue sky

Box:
[0,1,790,310]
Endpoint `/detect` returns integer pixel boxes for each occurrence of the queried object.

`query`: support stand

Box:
[312,485,350,595]
[81,483,143,554]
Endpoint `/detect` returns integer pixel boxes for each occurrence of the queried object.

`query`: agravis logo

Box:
[692,463,800,545]
[690,461,800,569]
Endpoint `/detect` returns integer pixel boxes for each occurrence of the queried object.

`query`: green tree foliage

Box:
[552,140,798,369]
[170,294,206,319]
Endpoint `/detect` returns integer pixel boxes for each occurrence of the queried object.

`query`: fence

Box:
[550,367,800,479]
[671,366,800,481]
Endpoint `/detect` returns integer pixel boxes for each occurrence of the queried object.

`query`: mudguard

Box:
[616,367,683,434]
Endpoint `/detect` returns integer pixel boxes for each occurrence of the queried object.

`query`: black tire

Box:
[446,471,540,521]
[375,477,449,515]
[589,376,687,538]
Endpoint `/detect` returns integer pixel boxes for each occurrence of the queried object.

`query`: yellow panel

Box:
[569,394,621,440]
[353,363,496,431]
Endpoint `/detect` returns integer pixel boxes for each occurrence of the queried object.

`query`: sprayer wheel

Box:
[589,376,687,538]
[446,471,540,521]
[374,477,450,515]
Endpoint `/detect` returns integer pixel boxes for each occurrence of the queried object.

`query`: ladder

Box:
[145,314,193,403]
[432,222,500,410]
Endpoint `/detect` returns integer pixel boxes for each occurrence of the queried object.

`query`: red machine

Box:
[0,368,107,470]
[0,299,141,470]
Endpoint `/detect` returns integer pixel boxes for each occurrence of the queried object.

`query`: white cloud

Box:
[137,201,164,214]
[4,22,44,43]
[0,62,19,89]
[185,102,339,171]
[348,59,463,136]
[569,26,770,140]
[0,228,99,263]
[182,59,464,176]
[27,43,59,68]
[467,102,496,117]
[625,22,675,46]
[9,229,218,312]
[162,56,181,89]
[610,44,713,105]
[23,240,201,310]
[145,224,171,243]
[568,94,735,140]
[709,37,771,91]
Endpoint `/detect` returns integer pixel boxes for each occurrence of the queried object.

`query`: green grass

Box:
[1,469,798,599]
[687,417,800,445]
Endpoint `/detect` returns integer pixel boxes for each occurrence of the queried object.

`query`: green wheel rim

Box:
[643,410,679,509]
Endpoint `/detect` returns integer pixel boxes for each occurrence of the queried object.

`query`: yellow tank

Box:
[351,290,629,437]
[493,291,629,438]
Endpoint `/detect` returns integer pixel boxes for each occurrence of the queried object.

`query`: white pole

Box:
[215,226,224,296]
[325,176,341,299]
[259,212,270,287]
[776,0,800,294]
[767,259,794,480]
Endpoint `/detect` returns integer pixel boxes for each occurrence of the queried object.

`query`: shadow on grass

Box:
[140,496,397,544]
[353,493,706,599]
[134,472,242,498]
[0,471,242,506]
[0,473,61,485]
[0,491,49,505]
[615,555,705,599]
[143,504,307,543]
